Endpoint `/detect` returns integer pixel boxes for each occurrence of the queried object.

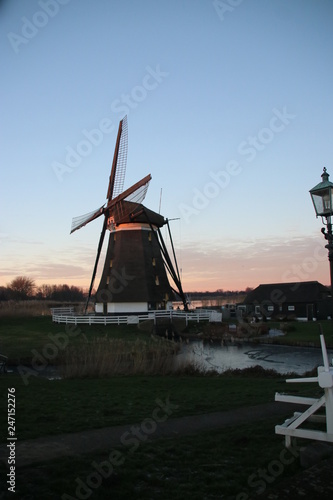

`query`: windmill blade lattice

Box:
[68,115,173,315]
[110,179,151,225]
[107,115,128,201]
[70,205,105,234]
[124,178,150,203]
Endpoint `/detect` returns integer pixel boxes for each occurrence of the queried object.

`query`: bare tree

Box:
[8,276,36,299]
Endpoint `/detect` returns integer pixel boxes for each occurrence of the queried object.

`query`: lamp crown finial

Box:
[322,167,329,182]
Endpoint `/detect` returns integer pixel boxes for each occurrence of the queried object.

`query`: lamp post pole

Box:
[310,168,333,314]
[321,221,333,297]
[321,221,333,294]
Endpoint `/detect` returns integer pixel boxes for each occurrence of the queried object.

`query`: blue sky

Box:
[1,0,333,292]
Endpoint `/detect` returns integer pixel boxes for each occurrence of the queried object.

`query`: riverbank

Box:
[181,318,333,348]
[1,316,332,370]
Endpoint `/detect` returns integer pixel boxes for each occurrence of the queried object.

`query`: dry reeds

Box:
[0,300,85,317]
[0,300,53,316]
[59,337,201,378]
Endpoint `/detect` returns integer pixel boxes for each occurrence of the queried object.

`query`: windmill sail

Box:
[125,178,150,203]
[106,115,128,201]
[110,181,151,225]
[106,174,151,212]
[71,174,151,235]
[70,115,184,315]
[85,217,108,311]
[70,205,105,234]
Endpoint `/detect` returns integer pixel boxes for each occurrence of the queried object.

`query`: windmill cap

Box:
[110,201,166,227]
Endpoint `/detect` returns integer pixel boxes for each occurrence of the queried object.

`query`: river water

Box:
[177,340,333,375]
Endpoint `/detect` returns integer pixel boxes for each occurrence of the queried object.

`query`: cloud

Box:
[178,233,329,290]
[0,243,99,286]
[0,234,44,245]
[0,232,329,292]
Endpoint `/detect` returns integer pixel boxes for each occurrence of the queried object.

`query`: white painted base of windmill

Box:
[275,335,333,448]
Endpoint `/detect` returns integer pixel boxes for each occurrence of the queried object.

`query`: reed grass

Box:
[0,300,82,317]
[59,336,201,378]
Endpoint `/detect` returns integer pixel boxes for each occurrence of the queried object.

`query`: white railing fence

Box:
[51,308,222,326]
[50,307,75,316]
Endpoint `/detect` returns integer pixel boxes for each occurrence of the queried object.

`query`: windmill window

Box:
[106,277,110,285]
[152,258,156,266]
[109,260,113,268]
[148,232,152,241]
[155,276,159,285]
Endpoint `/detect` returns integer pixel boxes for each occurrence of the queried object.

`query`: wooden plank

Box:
[275,393,318,405]
[275,425,333,443]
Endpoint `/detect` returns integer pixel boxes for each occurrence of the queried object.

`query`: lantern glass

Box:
[310,169,333,218]
[311,188,333,217]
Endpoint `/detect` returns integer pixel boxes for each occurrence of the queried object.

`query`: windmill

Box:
[70,116,188,314]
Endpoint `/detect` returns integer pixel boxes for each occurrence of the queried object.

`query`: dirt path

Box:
[1,401,333,498]
[0,401,302,467]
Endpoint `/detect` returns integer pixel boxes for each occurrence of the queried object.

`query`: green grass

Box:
[0,316,152,362]
[0,418,304,499]
[0,373,320,441]
[268,320,333,347]
[0,315,329,498]
[1,316,333,364]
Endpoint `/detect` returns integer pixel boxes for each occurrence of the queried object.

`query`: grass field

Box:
[1,372,321,441]
[0,314,330,498]
[1,316,333,364]
[0,373,320,499]
[0,316,155,362]
[0,417,304,499]
[265,319,333,347]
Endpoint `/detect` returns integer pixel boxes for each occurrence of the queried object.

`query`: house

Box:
[241,281,332,321]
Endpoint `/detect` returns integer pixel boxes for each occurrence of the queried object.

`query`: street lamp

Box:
[310,168,333,294]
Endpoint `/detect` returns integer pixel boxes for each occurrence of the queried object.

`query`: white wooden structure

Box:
[50,307,74,316]
[275,334,333,447]
[51,308,222,326]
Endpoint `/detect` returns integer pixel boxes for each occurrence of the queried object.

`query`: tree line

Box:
[0,276,85,301]
[0,276,253,302]
[187,288,252,298]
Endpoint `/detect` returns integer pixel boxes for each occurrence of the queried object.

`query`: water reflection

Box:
[178,341,333,375]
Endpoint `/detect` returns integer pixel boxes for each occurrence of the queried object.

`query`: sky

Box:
[1,0,333,293]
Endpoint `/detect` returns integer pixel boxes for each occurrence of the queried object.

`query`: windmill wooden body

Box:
[71,116,187,314]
